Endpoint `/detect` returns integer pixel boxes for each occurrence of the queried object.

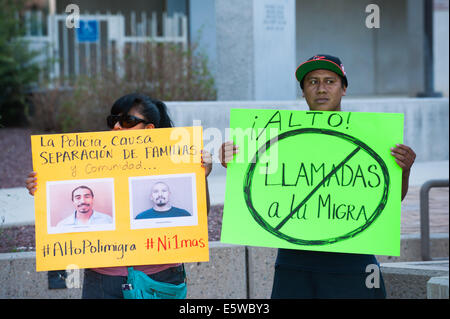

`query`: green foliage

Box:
[0,0,40,126]
[30,41,217,133]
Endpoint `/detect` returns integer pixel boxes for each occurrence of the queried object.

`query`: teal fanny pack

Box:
[122,266,187,299]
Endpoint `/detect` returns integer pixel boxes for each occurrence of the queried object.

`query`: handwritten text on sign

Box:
[31,127,209,271]
[221,109,403,256]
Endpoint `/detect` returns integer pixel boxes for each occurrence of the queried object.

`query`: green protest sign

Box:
[221,108,404,256]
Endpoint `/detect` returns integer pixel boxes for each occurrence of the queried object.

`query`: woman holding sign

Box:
[26,93,212,299]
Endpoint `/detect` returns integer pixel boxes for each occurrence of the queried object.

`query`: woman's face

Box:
[111,107,155,131]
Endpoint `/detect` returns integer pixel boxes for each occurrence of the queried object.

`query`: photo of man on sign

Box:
[47,178,115,234]
[57,185,113,226]
[135,181,191,219]
[130,173,198,229]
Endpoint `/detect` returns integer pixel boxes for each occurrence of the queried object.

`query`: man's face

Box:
[151,183,170,207]
[72,188,94,215]
[302,69,347,111]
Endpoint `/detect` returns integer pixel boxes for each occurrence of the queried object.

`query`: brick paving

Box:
[401,186,449,235]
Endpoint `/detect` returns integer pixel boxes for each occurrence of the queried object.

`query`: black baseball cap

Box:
[295,54,348,89]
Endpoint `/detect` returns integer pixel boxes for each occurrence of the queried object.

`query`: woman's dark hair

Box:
[110,93,173,128]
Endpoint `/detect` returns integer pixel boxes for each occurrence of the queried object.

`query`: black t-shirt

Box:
[275,248,379,274]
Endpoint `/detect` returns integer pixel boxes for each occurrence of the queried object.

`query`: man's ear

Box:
[145,123,155,129]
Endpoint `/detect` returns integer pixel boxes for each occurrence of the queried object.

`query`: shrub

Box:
[30,41,216,133]
[27,86,72,132]
[0,0,40,127]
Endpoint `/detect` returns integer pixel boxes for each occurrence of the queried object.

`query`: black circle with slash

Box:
[243,128,389,246]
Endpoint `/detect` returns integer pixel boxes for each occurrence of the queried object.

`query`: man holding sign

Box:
[220,54,416,298]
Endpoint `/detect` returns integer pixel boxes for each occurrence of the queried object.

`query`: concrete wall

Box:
[216,0,420,99]
[215,0,254,101]
[434,4,449,97]
[295,0,425,97]
[1,235,447,299]
[381,260,449,299]
[427,276,449,298]
[215,0,297,101]
[188,0,217,78]
[54,0,447,99]
[56,0,164,15]
[406,0,426,97]
[213,0,447,99]
[0,242,247,299]
[252,0,297,100]
[296,0,376,96]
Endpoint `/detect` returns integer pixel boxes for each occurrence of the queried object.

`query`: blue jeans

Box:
[82,265,185,299]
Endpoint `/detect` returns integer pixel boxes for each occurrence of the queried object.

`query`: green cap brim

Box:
[295,60,345,83]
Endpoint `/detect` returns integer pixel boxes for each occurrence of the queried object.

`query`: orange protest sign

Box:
[31,127,209,271]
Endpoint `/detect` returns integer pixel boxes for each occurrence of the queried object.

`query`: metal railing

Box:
[21,10,188,85]
[420,179,449,261]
